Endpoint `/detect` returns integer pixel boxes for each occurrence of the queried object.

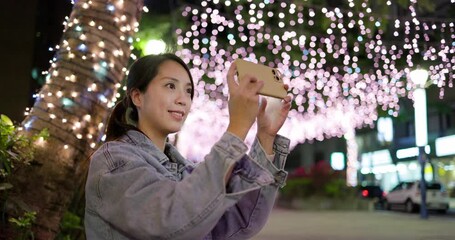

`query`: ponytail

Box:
[105,97,138,141]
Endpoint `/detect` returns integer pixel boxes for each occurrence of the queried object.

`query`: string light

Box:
[22,0,141,156]
[22,0,454,185]
[173,0,455,185]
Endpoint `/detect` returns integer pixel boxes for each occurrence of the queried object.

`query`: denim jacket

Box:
[85,130,289,240]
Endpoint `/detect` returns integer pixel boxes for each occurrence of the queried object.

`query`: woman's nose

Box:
[176,99,186,106]
[175,91,189,106]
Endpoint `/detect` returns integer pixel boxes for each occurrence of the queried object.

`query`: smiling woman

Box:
[104,53,194,143]
[84,53,293,239]
[130,59,193,149]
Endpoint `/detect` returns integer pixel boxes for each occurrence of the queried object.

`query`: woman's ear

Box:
[130,88,142,109]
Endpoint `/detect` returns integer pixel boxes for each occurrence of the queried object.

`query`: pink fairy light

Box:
[173,1,455,186]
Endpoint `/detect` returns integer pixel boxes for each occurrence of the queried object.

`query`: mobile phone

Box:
[234,59,288,99]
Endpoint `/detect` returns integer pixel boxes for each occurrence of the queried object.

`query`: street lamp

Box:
[144,39,167,55]
[409,69,430,219]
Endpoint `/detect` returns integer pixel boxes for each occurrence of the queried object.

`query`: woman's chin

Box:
[166,126,183,135]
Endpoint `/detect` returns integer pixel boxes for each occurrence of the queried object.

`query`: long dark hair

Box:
[105,53,194,141]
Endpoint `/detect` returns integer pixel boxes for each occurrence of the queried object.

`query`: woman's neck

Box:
[137,124,167,152]
[147,133,166,152]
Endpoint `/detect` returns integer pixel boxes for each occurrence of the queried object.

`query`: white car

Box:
[384,181,450,213]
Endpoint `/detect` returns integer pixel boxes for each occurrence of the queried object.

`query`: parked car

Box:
[358,184,386,209]
[384,181,450,213]
[359,185,385,200]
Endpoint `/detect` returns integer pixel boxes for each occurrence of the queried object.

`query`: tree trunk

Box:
[6,0,143,238]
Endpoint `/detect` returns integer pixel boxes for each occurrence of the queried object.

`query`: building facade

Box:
[358,88,455,193]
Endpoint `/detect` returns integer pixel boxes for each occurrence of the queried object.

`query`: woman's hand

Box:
[256,87,292,155]
[226,62,264,140]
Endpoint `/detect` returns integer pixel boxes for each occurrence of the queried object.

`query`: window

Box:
[426,182,442,190]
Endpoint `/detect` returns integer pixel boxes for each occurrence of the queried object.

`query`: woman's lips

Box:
[169,110,184,121]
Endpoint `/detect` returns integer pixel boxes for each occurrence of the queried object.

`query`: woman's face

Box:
[132,60,193,138]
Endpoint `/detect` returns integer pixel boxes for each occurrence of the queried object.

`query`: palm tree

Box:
[7,0,144,238]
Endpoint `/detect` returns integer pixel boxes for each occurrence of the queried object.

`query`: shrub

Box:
[281,161,355,201]
[0,114,48,237]
[0,114,48,182]
[9,211,37,240]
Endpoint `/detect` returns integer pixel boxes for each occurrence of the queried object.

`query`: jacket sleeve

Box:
[85,132,277,240]
[209,135,290,239]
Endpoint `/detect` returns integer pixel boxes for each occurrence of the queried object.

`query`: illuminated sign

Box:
[435,135,455,157]
[377,117,394,143]
[396,145,431,159]
[330,152,345,170]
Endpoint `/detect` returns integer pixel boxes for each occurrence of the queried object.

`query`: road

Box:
[252,208,455,240]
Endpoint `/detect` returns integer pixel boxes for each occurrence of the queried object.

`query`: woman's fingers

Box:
[240,74,263,96]
[258,96,268,114]
[281,96,292,113]
[283,95,292,104]
[248,77,264,96]
[227,62,238,92]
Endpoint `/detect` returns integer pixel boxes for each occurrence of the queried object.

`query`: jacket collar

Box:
[123,130,195,169]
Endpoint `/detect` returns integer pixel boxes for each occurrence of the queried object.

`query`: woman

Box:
[85,53,292,240]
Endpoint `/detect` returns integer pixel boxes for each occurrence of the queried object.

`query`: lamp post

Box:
[409,69,430,219]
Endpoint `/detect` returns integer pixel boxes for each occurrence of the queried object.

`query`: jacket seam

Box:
[227,188,262,238]
[102,143,130,172]
[164,192,224,239]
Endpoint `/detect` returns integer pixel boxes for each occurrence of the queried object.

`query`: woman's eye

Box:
[166,83,176,89]
[186,88,193,95]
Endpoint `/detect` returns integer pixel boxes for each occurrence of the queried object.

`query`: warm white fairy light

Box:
[36,137,46,147]
[23,0,141,155]
[83,114,91,121]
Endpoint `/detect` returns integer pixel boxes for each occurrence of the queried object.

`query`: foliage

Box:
[1,114,48,238]
[0,114,49,182]
[280,161,356,200]
[133,14,174,54]
[8,211,37,240]
[55,211,84,240]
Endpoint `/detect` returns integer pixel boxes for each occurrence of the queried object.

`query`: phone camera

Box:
[273,69,282,82]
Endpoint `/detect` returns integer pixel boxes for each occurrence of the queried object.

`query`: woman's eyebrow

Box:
[160,76,193,87]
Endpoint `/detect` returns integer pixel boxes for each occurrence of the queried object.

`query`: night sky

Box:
[0,0,73,123]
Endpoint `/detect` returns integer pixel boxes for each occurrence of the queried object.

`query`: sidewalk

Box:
[252,208,455,240]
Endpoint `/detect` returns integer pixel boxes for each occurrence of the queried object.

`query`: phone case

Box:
[234,59,287,99]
